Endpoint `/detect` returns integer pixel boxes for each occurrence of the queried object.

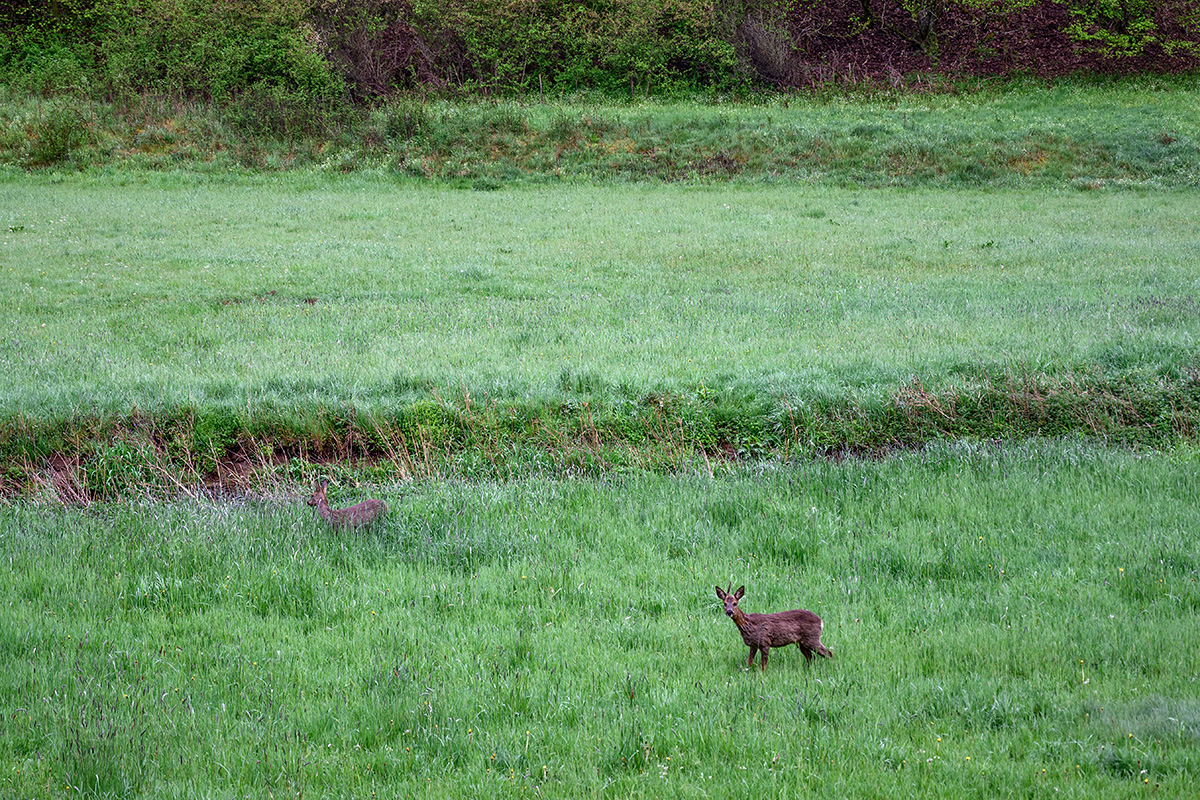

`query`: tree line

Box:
[3,0,1197,102]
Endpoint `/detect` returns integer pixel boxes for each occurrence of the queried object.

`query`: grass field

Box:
[2,174,1199,495]
[2,444,1198,798]
[4,175,1199,411]
[2,83,1200,797]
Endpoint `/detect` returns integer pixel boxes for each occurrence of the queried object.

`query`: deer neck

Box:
[730,606,752,632]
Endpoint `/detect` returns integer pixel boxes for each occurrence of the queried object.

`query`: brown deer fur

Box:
[715,583,833,671]
[307,478,387,527]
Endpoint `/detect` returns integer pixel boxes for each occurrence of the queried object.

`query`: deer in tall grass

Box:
[307,477,387,527]
[715,583,833,671]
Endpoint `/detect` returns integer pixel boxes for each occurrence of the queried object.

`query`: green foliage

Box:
[0,0,106,38]
[19,102,90,167]
[0,38,95,95]
[3,78,1197,180]
[85,435,157,500]
[93,0,343,101]
[3,0,1197,108]
[393,0,746,95]
[374,96,433,141]
[0,1,102,94]
[1,0,343,102]
[1062,0,1175,57]
[190,408,243,474]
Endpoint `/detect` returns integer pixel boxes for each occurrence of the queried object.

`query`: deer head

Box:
[307,478,329,507]
[715,583,745,618]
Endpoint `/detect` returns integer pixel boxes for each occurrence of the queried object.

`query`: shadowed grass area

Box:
[1,443,1197,797]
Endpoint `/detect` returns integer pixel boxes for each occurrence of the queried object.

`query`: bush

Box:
[2,0,1197,103]
[1,39,95,94]
[315,0,747,97]
[1062,0,1198,57]
[23,103,89,167]
[96,0,344,100]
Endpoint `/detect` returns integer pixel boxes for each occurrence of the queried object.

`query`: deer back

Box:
[750,608,824,648]
[308,479,387,527]
[328,498,387,527]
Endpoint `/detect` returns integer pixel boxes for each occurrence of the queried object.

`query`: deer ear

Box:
[734,586,745,600]
[715,585,726,599]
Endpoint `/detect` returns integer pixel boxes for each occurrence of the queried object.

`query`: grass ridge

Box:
[5,367,1197,501]
[4,79,1199,187]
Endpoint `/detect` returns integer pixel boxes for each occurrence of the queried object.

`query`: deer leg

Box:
[800,645,814,663]
[746,646,758,669]
[759,647,770,671]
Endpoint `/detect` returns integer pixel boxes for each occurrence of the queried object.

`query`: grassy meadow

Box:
[2,82,1200,798]
[2,175,1199,493]
[3,176,1199,412]
[2,444,1198,798]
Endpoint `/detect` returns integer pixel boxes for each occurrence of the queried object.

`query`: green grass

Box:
[2,443,1197,797]
[2,172,1198,493]
[6,174,1197,418]
[2,82,1199,798]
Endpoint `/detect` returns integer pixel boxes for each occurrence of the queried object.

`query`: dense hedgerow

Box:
[1,0,1197,103]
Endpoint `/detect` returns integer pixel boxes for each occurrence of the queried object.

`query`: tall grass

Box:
[1,443,1197,797]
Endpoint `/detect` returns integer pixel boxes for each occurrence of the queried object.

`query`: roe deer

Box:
[307,478,387,527]
[715,583,833,671]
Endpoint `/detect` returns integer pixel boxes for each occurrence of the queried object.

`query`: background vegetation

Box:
[2,0,1198,106]
[2,77,1198,178]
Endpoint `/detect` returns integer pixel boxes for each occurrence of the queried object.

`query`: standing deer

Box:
[715,583,833,671]
[307,477,387,527]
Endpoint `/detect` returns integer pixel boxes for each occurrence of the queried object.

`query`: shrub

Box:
[2,0,1197,102]
[23,103,89,167]
[314,0,747,97]
[94,0,343,100]
[1061,0,1198,57]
